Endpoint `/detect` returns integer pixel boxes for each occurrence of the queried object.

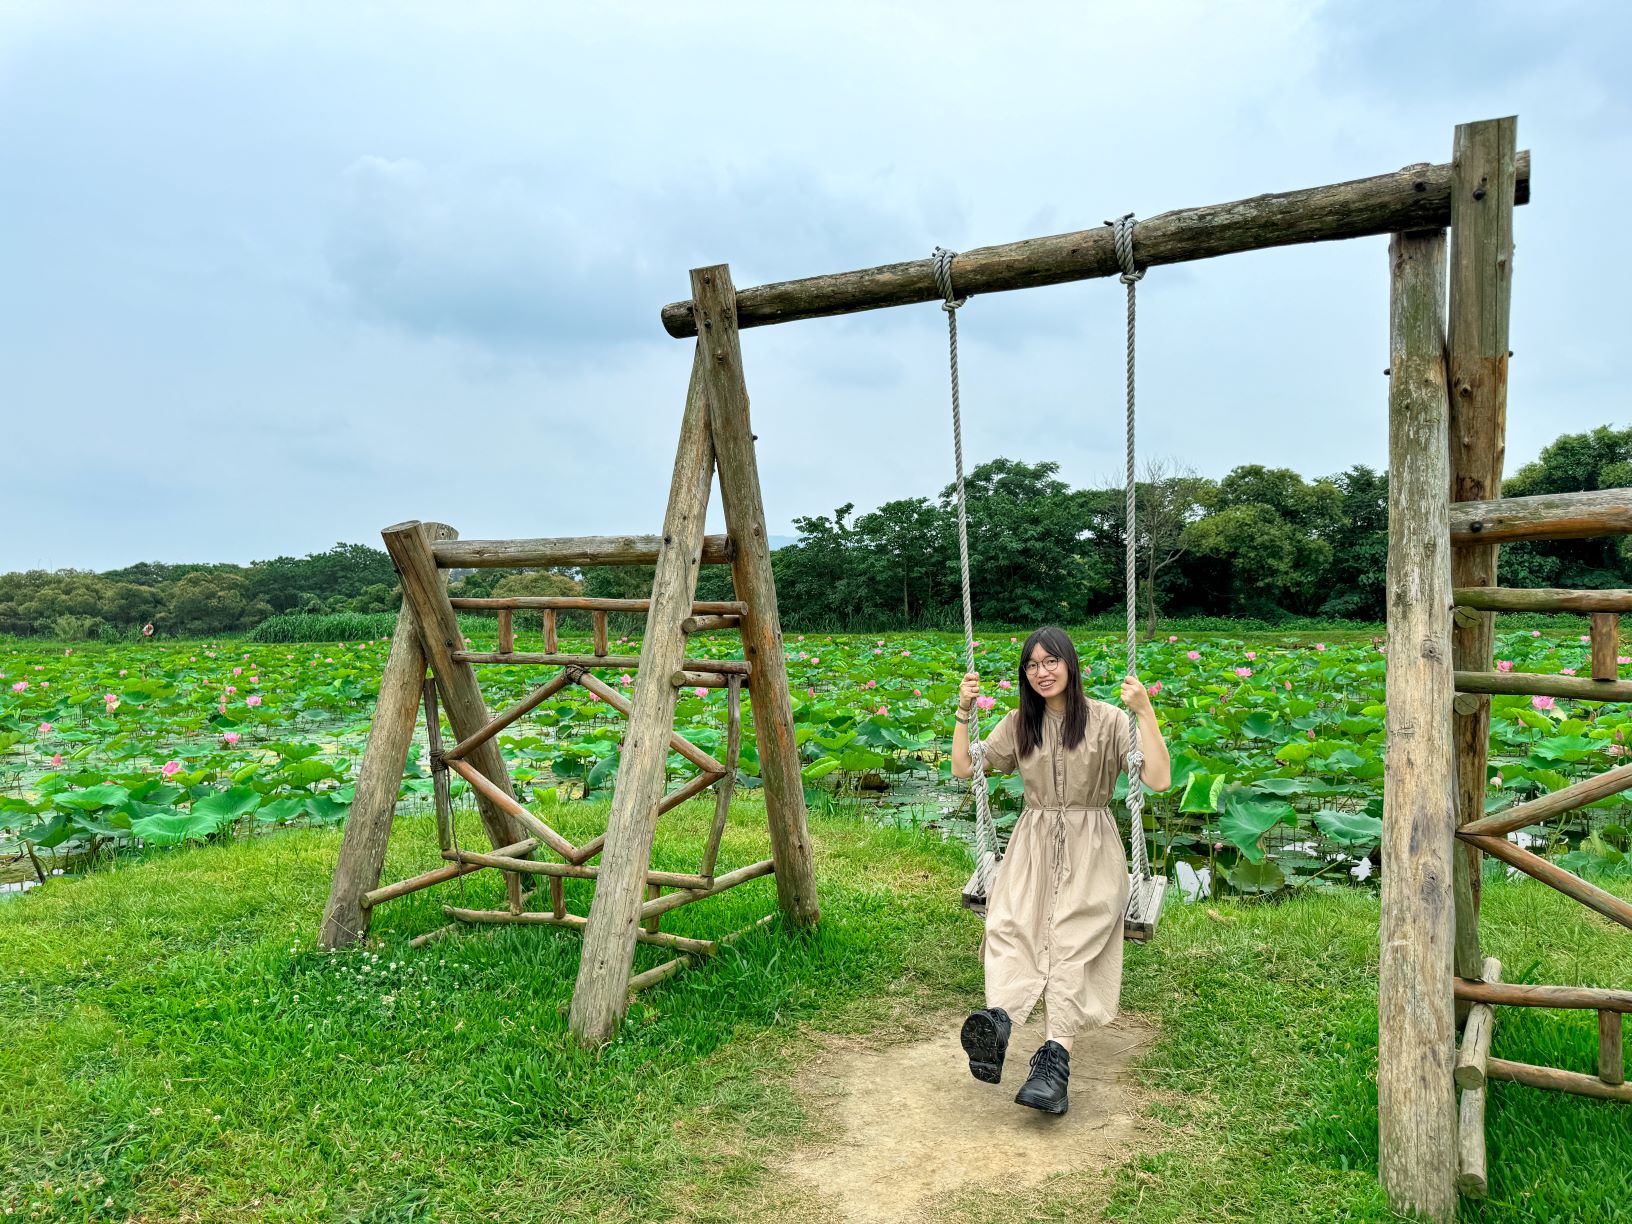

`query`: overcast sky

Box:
[2,1,1627,573]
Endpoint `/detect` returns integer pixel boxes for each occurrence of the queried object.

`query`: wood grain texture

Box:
[318,521,454,950]
[1454,671,1632,701]
[1460,762,1632,838]
[1449,488,1632,544]
[1379,227,1458,1224]
[690,264,820,929]
[1457,1085,1488,1199]
[1453,586,1632,612]
[660,151,1529,336]
[1486,1056,1632,1103]
[1453,979,1632,1013]
[569,344,716,1046]
[1592,614,1620,681]
[1454,957,1502,1091]
[1601,1011,1624,1086]
[435,534,733,569]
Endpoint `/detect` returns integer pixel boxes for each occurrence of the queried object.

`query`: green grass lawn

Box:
[3,801,1628,1223]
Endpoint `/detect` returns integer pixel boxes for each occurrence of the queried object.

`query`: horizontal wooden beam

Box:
[681,614,742,634]
[639,858,776,919]
[452,651,751,676]
[1450,488,1632,546]
[451,597,746,615]
[440,906,719,956]
[360,837,538,908]
[1455,979,1632,1014]
[1486,1056,1632,1103]
[1460,833,1632,931]
[659,150,1530,337]
[433,533,735,569]
[443,847,711,890]
[1453,586,1632,613]
[1461,764,1632,838]
[1454,671,1632,702]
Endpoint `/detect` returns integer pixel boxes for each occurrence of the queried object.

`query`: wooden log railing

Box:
[1452,587,1632,613]
[361,838,539,909]
[434,534,735,569]
[451,651,752,676]
[1453,981,1632,1013]
[1452,979,1632,1105]
[449,597,747,615]
[659,152,1530,337]
[1458,833,1632,931]
[1461,763,1632,839]
[1449,488,1632,546]
[1453,672,1632,702]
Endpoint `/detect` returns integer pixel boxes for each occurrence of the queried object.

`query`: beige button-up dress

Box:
[980,700,1130,1037]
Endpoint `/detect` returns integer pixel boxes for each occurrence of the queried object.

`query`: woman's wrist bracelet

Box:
[954,710,970,723]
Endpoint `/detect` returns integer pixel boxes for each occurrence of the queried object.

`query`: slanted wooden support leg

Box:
[318,522,455,949]
[382,519,528,911]
[1379,226,1458,1224]
[569,344,716,1046]
[1447,116,1517,1004]
[691,264,820,930]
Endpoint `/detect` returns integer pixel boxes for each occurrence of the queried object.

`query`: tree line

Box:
[4,426,1629,639]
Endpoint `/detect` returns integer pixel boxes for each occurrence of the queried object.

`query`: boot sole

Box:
[1014,1086,1069,1115]
[960,1012,1008,1084]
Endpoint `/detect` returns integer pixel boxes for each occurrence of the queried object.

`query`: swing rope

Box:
[937,222,1156,915]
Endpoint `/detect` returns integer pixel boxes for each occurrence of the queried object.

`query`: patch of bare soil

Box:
[776,1012,1159,1223]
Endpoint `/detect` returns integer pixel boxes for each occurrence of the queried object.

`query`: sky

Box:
[1,0,1627,573]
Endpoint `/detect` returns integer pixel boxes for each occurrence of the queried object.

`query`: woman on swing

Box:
[951,625,1171,1114]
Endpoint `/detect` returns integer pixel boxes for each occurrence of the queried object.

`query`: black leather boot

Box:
[1014,1039,1070,1114]
[959,1007,1012,1083]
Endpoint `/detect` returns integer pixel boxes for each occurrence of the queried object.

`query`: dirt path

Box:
[774,1012,1159,1223]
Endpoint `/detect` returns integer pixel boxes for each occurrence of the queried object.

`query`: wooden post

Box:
[498,609,514,655]
[1379,227,1458,1224]
[381,519,527,914]
[593,611,609,657]
[1447,116,1517,987]
[317,522,455,949]
[1591,613,1620,681]
[568,344,716,1046]
[690,264,821,929]
[1601,1011,1624,1086]
[1454,957,1502,1091]
[543,609,558,653]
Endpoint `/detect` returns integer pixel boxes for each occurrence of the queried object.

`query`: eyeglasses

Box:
[1023,656,1064,676]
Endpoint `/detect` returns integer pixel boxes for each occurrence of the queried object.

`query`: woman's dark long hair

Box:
[1015,625,1087,759]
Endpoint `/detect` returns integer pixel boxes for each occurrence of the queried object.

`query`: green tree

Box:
[1500,426,1632,589]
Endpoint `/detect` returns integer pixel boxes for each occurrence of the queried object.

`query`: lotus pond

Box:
[3,624,1630,901]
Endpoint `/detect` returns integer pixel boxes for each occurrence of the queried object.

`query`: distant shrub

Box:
[248,612,400,643]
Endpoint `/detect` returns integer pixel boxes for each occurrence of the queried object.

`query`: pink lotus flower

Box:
[11,681,25,693]
[876,705,888,715]
[40,682,48,689]
[1245,652,1257,661]
[975,695,997,711]
[807,687,816,698]
[1620,656,1632,666]
[900,649,910,657]
[619,673,633,687]
[50,753,62,767]
[1581,635,1591,643]
[798,635,805,641]
[245,695,262,707]
[873,649,882,655]
[1490,774,1503,787]
[224,686,237,695]
[1315,643,1327,652]
[866,679,876,688]
[38,722,52,733]
[1307,728,1316,739]
[694,687,707,698]
[1148,682,1162,695]
[1531,630,1542,638]
[913,688,922,696]
[1168,635,1178,643]
[161,760,182,777]
[999,679,1012,689]
[1235,667,1252,678]
[811,657,820,665]
[118,669,127,677]
[233,667,242,676]
[1562,668,1577,676]
[33,665,43,671]
[1186,651,1200,661]
[223,731,241,745]
[248,676,258,684]
[1496,660,1514,672]
[63,648,72,656]
[1531,695,1557,712]
[1284,681,1292,691]
[798,652,807,660]
[1010,637,1018,644]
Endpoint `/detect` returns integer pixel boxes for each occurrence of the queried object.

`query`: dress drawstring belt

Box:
[1027,806,1109,887]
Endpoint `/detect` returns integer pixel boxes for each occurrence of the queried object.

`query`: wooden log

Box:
[318,521,454,950]
[1453,586,1632,613]
[659,768,727,816]
[1592,613,1621,681]
[1379,226,1458,1223]
[424,680,452,853]
[454,651,750,675]
[700,675,742,880]
[639,857,776,920]
[569,344,718,1046]
[660,151,1531,337]
[593,611,609,657]
[550,875,565,920]
[1486,1056,1632,1103]
[643,883,662,935]
[408,922,461,950]
[1446,118,1516,1043]
[360,838,538,908]
[1455,671,1632,702]
[440,906,719,955]
[451,596,746,614]
[441,847,711,890]
[435,534,734,569]
[1450,488,1632,545]
[1454,957,1503,1091]
[1461,763,1632,838]
[444,758,579,862]
[1456,1085,1488,1199]
[381,521,528,900]
[497,609,514,655]
[691,264,821,931]
[626,913,776,995]
[543,609,558,653]
[575,669,729,774]
[1453,980,1632,1013]
[444,669,574,763]
[680,614,742,634]
[1601,1011,1624,1086]
[1460,833,1632,931]
[673,669,730,689]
